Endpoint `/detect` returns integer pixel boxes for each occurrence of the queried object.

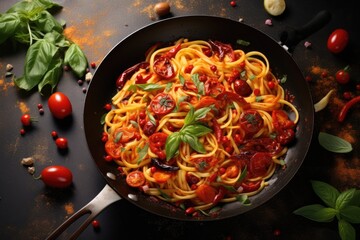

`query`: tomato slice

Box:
[204,79,225,97]
[153,171,172,183]
[126,171,146,187]
[248,152,272,178]
[272,110,294,130]
[112,127,137,143]
[150,93,175,115]
[153,56,175,79]
[195,184,217,204]
[105,140,123,159]
[191,157,218,172]
[240,110,264,134]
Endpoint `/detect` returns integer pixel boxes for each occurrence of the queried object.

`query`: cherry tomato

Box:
[126,170,145,187]
[272,110,295,130]
[41,165,73,188]
[48,92,72,119]
[240,110,264,134]
[195,184,217,203]
[112,127,137,143]
[150,93,175,115]
[327,29,349,53]
[21,114,32,126]
[149,132,168,160]
[204,79,225,97]
[249,152,272,178]
[153,171,172,184]
[233,80,252,97]
[335,67,350,84]
[224,165,239,178]
[153,56,175,79]
[105,140,123,159]
[55,137,68,149]
[142,120,158,136]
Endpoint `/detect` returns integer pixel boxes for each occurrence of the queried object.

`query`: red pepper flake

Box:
[104,155,113,162]
[254,88,260,96]
[104,103,112,111]
[321,71,328,78]
[230,1,236,7]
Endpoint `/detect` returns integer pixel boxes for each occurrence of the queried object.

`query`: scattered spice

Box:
[21,157,35,166]
[6,64,13,72]
[85,72,93,82]
[64,202,75,215]
[27,167,36,175]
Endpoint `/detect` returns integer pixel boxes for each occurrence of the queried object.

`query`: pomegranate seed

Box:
[321,71,328,78]
[104,103,112,111]
[210,65,217,72]
[305,75,312,82]
[20,128,26,135]
[37,103,43,109]
[230,1,236,7]
[268,81,275,89]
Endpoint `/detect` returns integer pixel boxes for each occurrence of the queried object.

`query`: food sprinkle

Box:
[265,19,273,26]
[64,202,75,215]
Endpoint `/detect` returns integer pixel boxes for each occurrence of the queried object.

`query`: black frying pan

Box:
[46,14,325,239]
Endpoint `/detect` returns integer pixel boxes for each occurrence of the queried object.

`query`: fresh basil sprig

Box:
[165,105,212,161]
[294,180,360,240]
[318,132,353,153]
[0,0,88,94]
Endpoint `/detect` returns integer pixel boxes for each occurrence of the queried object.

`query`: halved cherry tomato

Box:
[240,110,264,134]
[204,79,225,97]
[216,91,250,109]
[192,157,218,172]
[153,56,176,79]
[224,164,239,178]
[272,110,294,130]
[105,140,123,159]
[195,183,217,203]
[150,93,175,115]
[48,92,72,119]
[41,165,73,188]
[153,171,172,183]
[126,170,145,187]
[149,132,168,160]
[327,29,349,54]
[249,152,272,178]
[112,127,137,143]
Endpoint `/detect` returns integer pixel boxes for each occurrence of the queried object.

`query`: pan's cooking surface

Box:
[84,16,314,220]
[1,0,358,239]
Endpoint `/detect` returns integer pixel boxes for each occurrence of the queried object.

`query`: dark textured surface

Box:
[0,0,359,239]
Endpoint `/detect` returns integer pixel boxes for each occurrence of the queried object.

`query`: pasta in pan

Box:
[102,39,298,216]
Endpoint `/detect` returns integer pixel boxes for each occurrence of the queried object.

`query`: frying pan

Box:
[46,13,329,239]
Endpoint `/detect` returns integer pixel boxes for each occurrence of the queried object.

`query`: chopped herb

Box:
[129,83,164,91]
[165,82,173,92]
[280,75,287,84]
[236,39,251,46]
[236,194,251,205]
[191,73,204,95]
[130,120,139,129]
[179,74,185,85]
[240,70,246,78]
[158,188,171,200]
[255,96,263,102]
[136,143,149,164]
[249,74,256,80]
[114,131,123,143]
[146,109,156,125]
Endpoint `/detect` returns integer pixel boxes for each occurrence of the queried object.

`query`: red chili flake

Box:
[37,103,43,109]
[104,155,113,162]
[91,220,100,229]
[185,207,196,215]
[343,91,352,100]
[239,61,245,68]
[90,62,96,68]
[101,133,108,142]
[305,75,312,82]
[20,128,26,135]
[230,1,236,7]
[51,131,58,139]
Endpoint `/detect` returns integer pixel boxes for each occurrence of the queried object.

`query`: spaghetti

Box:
[103,39,299,216]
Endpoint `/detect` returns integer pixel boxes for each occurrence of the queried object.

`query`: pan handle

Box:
[45,184,122,240]
[280,10,331,51]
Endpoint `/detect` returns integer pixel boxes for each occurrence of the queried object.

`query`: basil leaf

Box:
[64,43,88,77]
[179,74,185,85]
[340,206,360,224]
[136,143,149,164]
[349,190,360,207]
[44,31,70,48]
[181,134,206,153]
[338,219,356,240]
[293,204,337,222]
[311,180,340,208]
[183,104,195,126]
[33,10,63,33]
[194,107,211,121]
[236,39,250,46]
[191,73,204,95]
[165,133,181,161]
[237,165,247,183]
[235,194,251,205]
[7,0,62,14]
[38,54,63,93]
[21,39,58,91]
[336,188,356,210]
[134,83,164,91]
[0,13,21,44]
[318,132,352,153]
[182,124,212,137]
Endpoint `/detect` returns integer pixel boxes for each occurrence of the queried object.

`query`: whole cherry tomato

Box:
[48,92,73,119]
[55,137,68,149]
[327,29,349,54]
[335,66,350,84]
[233,80,252,97]
[149,132,168,160]
[41,165,73,188]
[21,114,32,126]
[150,93,175,115]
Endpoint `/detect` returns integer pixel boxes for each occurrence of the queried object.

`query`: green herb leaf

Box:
[146,109,156,125]
[194,107,211,122]
[44,31,70,48]
[133,83,164,91]
[311,180,340,208]
[318,132,352,153]
[0,13,21,44]
[33,10,63,33]
[280,75,287,83]
[293,204,337,222]
[165,132,181,160]
[338,219,356,240]
[165,82,173,92]
[136,143,149,164]
[100,113,106,125]
[236,39,250,46]
[191,73,204,95]
[38,54,63,93]
[179,74,185,85]
[340,206,360,224]
[64,43,88,78]
[181,124,212,137]
[183,104,195,126]
[235,194,251,205]
[181,133,206,153]
[237,165,247,183]
[336,188,356,210]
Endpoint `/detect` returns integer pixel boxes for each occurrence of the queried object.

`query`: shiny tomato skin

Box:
[153,171,172,184]
[126,171,145,187]
[335,69,350,84]
[41,165,73,188]
[105,140,122,159]
[21,114,32,126]
[149,132,168,159]
[48,92,73,119]
[234,80,252,97]
[153,56,175,79]
[150,93,175,115]
[195,184,217,203]
[327,29,349,53]
[249,152,272,178]
[55,137,68,149]
[240,110,264,134]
